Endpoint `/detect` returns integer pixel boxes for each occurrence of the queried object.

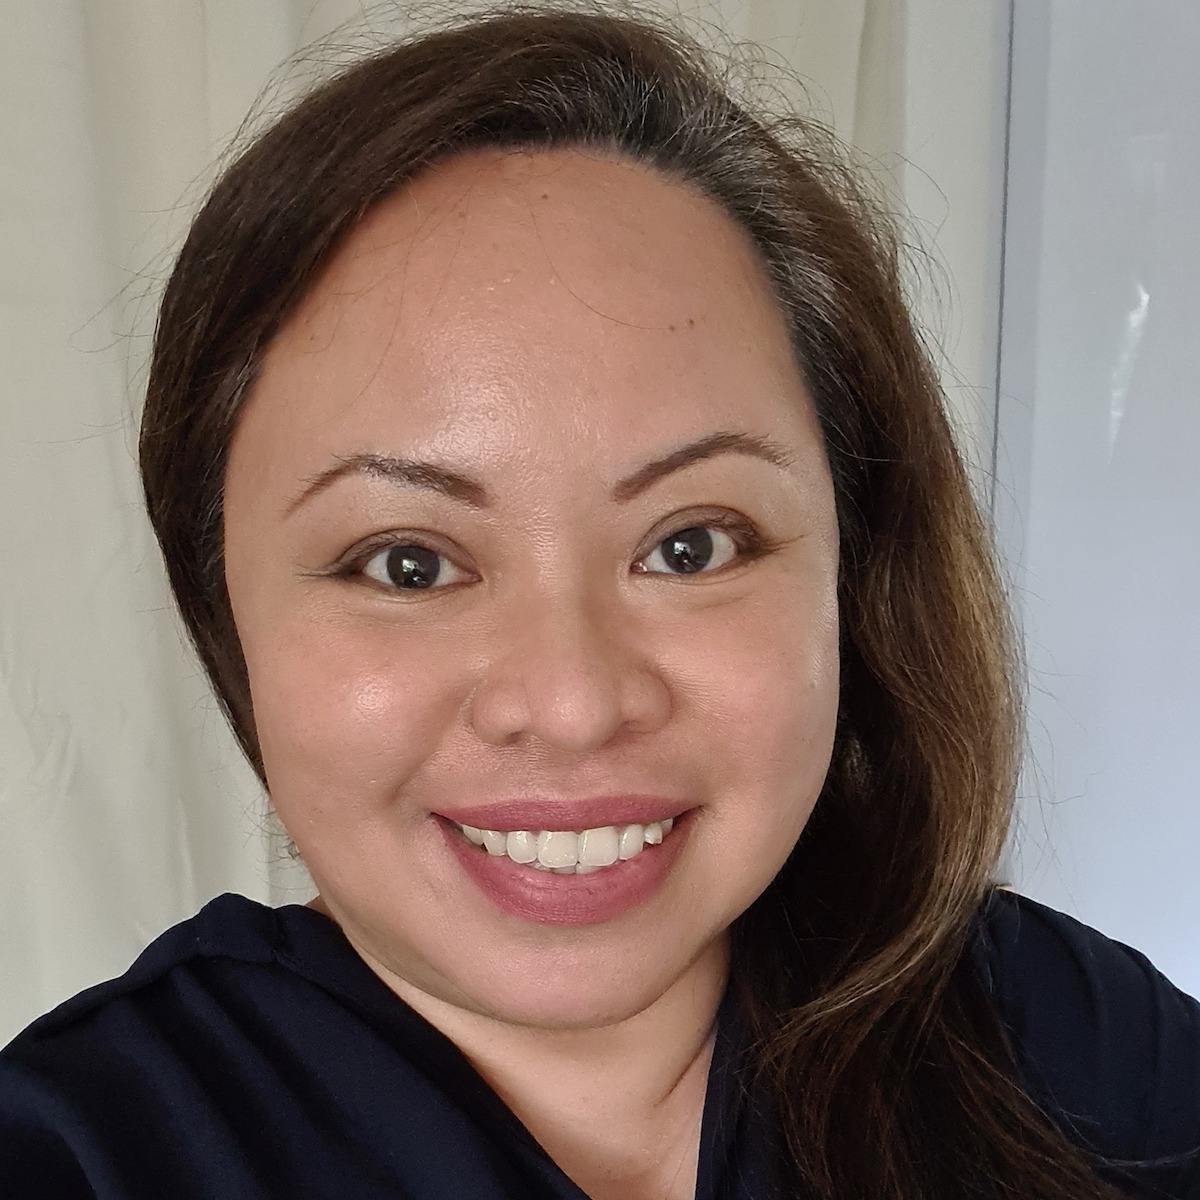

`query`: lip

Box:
[434,796,690,832]
[438,811,692,926]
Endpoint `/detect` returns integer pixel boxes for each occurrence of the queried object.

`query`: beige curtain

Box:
[0,0,1004,1043]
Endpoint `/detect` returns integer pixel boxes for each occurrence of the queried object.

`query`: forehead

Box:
[241,147,818,487]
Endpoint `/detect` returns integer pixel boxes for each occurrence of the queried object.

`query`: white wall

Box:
[871,0,1009,482]
[997,0,1200,995]
[708,0,1009,469]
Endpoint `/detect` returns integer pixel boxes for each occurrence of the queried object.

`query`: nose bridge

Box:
[469,568,669,751]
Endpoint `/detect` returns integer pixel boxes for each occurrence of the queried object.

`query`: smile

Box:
[454,819,675,874]
[440,810,691,926]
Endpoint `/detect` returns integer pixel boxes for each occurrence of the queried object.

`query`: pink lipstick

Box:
[437,808,691,926]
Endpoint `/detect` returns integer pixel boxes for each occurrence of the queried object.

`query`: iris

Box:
[661,527,714,574]
[385,545,441,589]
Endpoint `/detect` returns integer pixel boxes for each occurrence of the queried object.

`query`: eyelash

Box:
[329,512,779,595]
[632,513,776,576]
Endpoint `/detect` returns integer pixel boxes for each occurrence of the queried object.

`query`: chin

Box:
[455,961,691,1032]
[434,922,728,1033]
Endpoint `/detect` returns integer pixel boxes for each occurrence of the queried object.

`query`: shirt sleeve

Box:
[0,1061,97,1199]
[971,889,1200,1198]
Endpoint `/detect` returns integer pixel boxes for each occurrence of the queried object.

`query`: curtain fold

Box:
[0,0,998,1044]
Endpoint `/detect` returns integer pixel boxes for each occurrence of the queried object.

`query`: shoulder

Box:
[2,893,282,1053]
[0,896,556,1199]
[969,888,1200,1192]
[0,894,296,1197]
[20,893,280,1020]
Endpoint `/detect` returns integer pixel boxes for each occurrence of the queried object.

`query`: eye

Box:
[360,542,471,591]
[637,525,741,576]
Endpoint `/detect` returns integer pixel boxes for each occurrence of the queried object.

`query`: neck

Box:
[350,914,728,1200]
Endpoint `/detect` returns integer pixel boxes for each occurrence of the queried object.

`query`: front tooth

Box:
[537,830,579,868]
[643,821,664,846]
[618,825,645,860]
[661,817,674,835]
[505,830,538,864]
[578,826,620,867]
[461,825,485,846]
[480,828,508,856]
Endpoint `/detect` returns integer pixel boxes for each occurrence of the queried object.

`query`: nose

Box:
[468,587,672,753]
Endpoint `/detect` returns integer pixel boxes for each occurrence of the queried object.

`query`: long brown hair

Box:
[139,5,1124,1196]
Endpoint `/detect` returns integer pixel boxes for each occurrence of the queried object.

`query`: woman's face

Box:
[224,148,840,1030]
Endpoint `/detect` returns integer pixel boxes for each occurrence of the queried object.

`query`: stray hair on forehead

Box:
[137,5,1126,1197]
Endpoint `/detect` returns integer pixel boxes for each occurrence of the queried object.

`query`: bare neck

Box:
[370,937,729,1200]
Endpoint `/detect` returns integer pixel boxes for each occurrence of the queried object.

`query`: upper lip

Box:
[434,796,691,832]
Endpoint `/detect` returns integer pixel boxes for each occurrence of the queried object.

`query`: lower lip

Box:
[438,816,690,927]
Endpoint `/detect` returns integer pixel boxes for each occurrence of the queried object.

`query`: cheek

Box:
[244,614,467,807]
[670,584,839,829]
[676,585,839,741]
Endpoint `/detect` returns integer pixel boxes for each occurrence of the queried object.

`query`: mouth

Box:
[451,816,676,875]
[437,810,692,926]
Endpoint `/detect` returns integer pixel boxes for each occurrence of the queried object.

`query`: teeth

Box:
[505,830,538,864]
[578,826,620,867]
[618,824,645,859]
[537,830,579,869]
[457,817,679,873]
[480,828,508,856]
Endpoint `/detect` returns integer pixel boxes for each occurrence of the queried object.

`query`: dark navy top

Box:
[1,890,1197,1198]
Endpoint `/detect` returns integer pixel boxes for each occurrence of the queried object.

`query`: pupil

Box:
[386,545,440,589]
[663,527,713,574]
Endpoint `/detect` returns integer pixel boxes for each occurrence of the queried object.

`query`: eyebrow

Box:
[285,430,796,515]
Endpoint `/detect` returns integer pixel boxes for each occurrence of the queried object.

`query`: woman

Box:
[1,6,1197,1199]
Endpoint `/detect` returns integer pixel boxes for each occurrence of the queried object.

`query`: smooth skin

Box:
[223,148,840,1200]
